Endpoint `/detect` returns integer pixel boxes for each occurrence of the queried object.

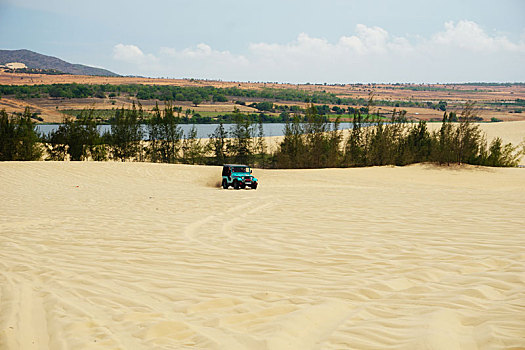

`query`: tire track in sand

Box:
[183,197,278,250]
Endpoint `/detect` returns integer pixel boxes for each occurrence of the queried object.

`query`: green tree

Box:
[344,112,365,166]
[44,109,105,161]
[404,120,431,164]
[326,116,342,167]
[230,108,254,165]
[147,102,183,163]
[254,116,267,167]
[432,112,455,164]
[255,101,273,112]
[110,102,143,161]
[18,107,42,160]
[146,102,163,163]
[276,113,305,168]
[485,137,521,167]
[208,121,229,165]
[182,124,204,164]
[160,102,183,163]
[303,103,329,168]
[192,97,202,107]
[0,108,41,161]
[454,101,482,164]
[366,119,386,166]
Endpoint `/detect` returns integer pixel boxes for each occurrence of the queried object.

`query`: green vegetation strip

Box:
[1,104,522,168]
[1,83,451,109]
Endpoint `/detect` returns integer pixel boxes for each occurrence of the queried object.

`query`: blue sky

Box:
[1,0,524,83]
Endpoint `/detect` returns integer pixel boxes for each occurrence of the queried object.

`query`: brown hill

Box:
[0,49,119,77]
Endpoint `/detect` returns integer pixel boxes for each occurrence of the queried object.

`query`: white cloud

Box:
[431,20,522,52]
[250,27,397,59]
[160,44,248,65]
[113,44,157,65]
[352,24,389,54]
[111,21,525,82]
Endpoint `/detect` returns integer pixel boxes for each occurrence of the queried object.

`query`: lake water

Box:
[36,123,357,139]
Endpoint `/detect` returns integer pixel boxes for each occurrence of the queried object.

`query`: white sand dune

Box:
[1,161,525,350]
[474,120,525,147]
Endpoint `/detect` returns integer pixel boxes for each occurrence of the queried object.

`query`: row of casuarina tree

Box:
[0,101,522,167]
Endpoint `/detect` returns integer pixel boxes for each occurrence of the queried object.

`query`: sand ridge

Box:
[0,162,524,349]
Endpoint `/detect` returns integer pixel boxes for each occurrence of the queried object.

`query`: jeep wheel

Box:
[251,183,258,190]
[222,179,228,189]
[233,180,240,190]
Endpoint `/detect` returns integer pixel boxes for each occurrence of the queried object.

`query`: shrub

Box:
[0,108,42,161]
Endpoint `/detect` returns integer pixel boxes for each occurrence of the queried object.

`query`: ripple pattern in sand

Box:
[1,162,524,349]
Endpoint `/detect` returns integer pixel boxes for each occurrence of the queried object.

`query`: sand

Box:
[1,160,524,350]
[426,121,525,149]
[428,121,525,165]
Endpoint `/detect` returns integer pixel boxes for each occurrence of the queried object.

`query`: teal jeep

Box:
[222,164,258,190]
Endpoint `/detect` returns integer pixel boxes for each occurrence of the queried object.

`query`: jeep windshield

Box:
[232,167,249,173]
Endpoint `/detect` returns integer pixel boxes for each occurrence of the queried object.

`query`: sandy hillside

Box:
[426,121,525,165]
[425,121,525,147]
[1,161,524,349]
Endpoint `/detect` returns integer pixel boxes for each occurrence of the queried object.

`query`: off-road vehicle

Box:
[221,164,258,190]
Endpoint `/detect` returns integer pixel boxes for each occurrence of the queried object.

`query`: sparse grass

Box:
[61,109,122,119]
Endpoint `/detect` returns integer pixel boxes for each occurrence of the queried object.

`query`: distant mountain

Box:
[0,49,119,77]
